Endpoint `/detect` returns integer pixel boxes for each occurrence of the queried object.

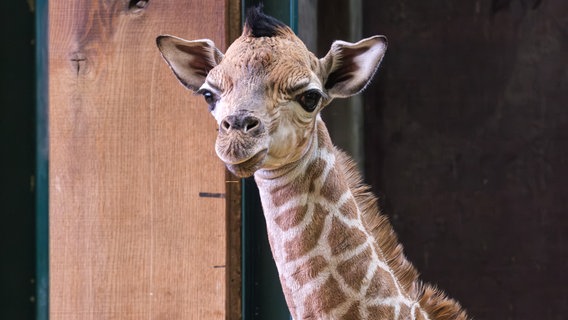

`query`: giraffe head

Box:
[157,8,386,177]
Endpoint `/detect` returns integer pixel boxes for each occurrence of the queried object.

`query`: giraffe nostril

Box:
[244,118,260,133]
[221,119,231,132]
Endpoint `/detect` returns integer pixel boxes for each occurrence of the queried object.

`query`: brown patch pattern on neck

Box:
[270,156,326,207]
[366,267,398,299]
[303,276,346,316]
[337,246,373,291]
[367,305,396,318]
[275,205,308,231]
[339,198,358,219]
[345,302,363,320]
[328,216,367,256]
[284,203,327,261]
[292,255,327,286]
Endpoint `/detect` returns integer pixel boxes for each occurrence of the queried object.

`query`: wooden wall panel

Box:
[49,1,229,319]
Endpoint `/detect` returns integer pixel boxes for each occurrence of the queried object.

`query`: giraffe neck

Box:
[254,119,430,320]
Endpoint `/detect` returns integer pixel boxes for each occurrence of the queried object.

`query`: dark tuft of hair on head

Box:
[244,5,288,38]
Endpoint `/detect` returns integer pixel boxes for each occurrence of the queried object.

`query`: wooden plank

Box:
[225,2,243,319]
[49,1,228,319]
[225,172,242,320]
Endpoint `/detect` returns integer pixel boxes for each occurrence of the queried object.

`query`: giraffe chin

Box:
[223,149,268,178]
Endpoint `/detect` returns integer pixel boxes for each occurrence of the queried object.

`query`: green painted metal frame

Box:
[241,2,297,319]
[35,0,50,319]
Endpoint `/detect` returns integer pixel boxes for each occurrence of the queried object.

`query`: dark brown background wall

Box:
[362,0,568,319]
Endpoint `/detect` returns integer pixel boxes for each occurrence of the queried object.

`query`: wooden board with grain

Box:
[49,1,232,318]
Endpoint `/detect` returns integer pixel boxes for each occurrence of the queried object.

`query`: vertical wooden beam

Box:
[226,2,243,318]
[49,1,229,318]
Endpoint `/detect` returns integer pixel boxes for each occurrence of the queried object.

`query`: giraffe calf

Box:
[158,7,469,320]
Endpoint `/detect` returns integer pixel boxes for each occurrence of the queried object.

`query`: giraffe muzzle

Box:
[215,113,269,177]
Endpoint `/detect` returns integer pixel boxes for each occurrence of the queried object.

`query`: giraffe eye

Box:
[198,89,218,111]
[297,90,321,112]
[202,90,215,104]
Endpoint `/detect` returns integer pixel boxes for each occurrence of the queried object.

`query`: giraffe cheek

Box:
[269,125,306,158]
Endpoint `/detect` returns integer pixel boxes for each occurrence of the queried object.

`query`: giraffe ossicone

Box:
[157,7,470,320]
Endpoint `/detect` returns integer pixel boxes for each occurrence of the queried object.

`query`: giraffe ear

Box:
[156,35,224,91]
[320,35,387,98]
